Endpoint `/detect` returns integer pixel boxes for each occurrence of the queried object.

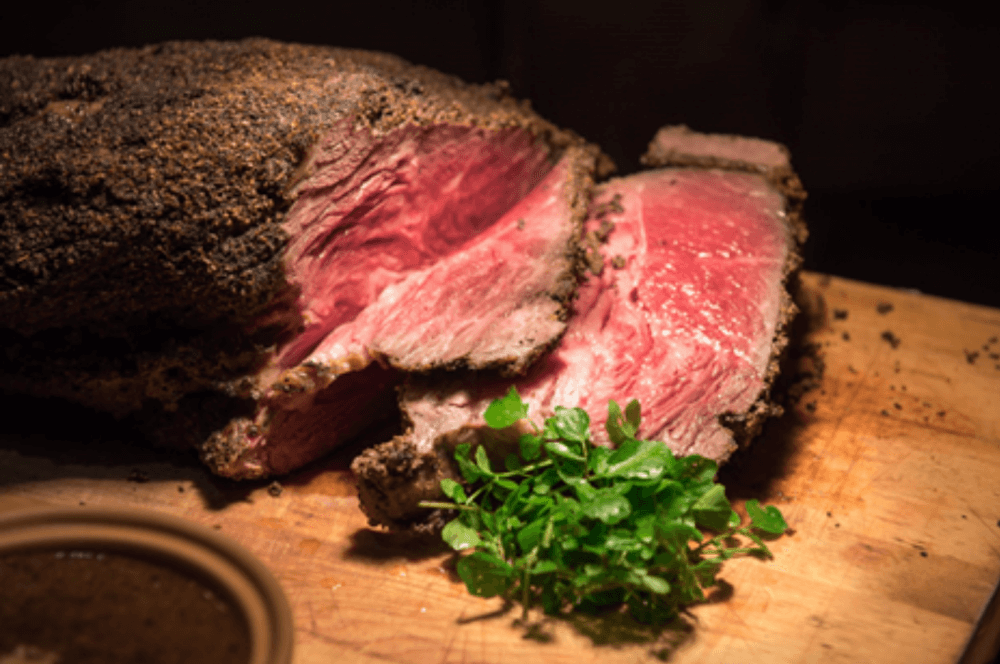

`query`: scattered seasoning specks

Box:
[964,350,979,364]
[893,403,902,410]
[876,302,894,314]
[842,331,850,341]
[881,409,890,417]
[805,401,817,413]
[937,411,946,417]
[847,365,858,374]
[833,309,848,320]
[920,551,928,558]
[881,331,901,349]
[611,255,626,269]
[990,336,998,344]
[267,481,283,497]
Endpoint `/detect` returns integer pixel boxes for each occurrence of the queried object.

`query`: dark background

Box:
[3,0,998,308]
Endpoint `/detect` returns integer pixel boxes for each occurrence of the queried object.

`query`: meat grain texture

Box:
[0,39,597,478]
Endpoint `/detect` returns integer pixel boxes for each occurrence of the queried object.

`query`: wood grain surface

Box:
[2,271,999,663]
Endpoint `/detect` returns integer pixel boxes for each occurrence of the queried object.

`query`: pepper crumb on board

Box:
[832,309,848,320]
[267,481,283,497]
[881,331,901,349]
[964,350,979,364]
[876,302,894,314]
[841,331,850,341]
[881,409,890,416]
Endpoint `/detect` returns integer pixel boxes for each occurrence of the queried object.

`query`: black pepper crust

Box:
[0,38,586,414]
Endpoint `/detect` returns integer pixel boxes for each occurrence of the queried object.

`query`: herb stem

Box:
[416,501,478,511]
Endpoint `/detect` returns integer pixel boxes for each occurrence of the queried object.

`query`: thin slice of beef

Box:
[353,128,806,531]
[0,39,598,475]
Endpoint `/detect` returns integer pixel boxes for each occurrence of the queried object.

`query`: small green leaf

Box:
[532,560,559,574]
[746,499,788,535]
[545,441,585,462]
[441,519,481,551]
[456,552,514,598]
[516,517,546,552]
[519,434,542,461]
[440,478,467,503]
[532,467,560,495]
[493,478,518,493]
[692,560,722,587]
[602,439,671,480]
[656,520,703,546]
[480,509,498,534]
[605,400,633,446]
[624,399,641,430]
[551,406,590,443]
[475,445,494,476]
[583,491,632,524]
[691,484,732,532]
[454,443,482,483]
[675,455,717,486]
[638,573,670,594]
[605,529,643,551]
[484,386,530,429]
[588,445,612,474]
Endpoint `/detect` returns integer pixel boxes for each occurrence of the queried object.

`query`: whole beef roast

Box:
[352,126,806,531]
[0,39,598,477]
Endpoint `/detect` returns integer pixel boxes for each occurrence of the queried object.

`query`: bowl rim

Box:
[0,505,294,664]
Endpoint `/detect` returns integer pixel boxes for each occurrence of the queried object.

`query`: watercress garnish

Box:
[420,388,788,623]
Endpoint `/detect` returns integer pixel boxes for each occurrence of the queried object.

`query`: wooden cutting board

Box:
[2,271,999,664]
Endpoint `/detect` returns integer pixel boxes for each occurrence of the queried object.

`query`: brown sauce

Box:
[0,549,251,664]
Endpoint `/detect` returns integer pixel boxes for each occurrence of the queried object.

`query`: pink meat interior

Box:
[405,167,791,461]
[264,121,555,375]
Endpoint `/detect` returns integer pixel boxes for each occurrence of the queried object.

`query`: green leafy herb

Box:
[422,390,789,623]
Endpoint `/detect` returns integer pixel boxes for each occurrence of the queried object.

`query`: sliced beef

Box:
[0,39,596,475]
[353,128,806,531]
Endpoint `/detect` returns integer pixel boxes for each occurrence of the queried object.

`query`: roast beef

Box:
[0,39,598,476]
[352,127,806,531]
